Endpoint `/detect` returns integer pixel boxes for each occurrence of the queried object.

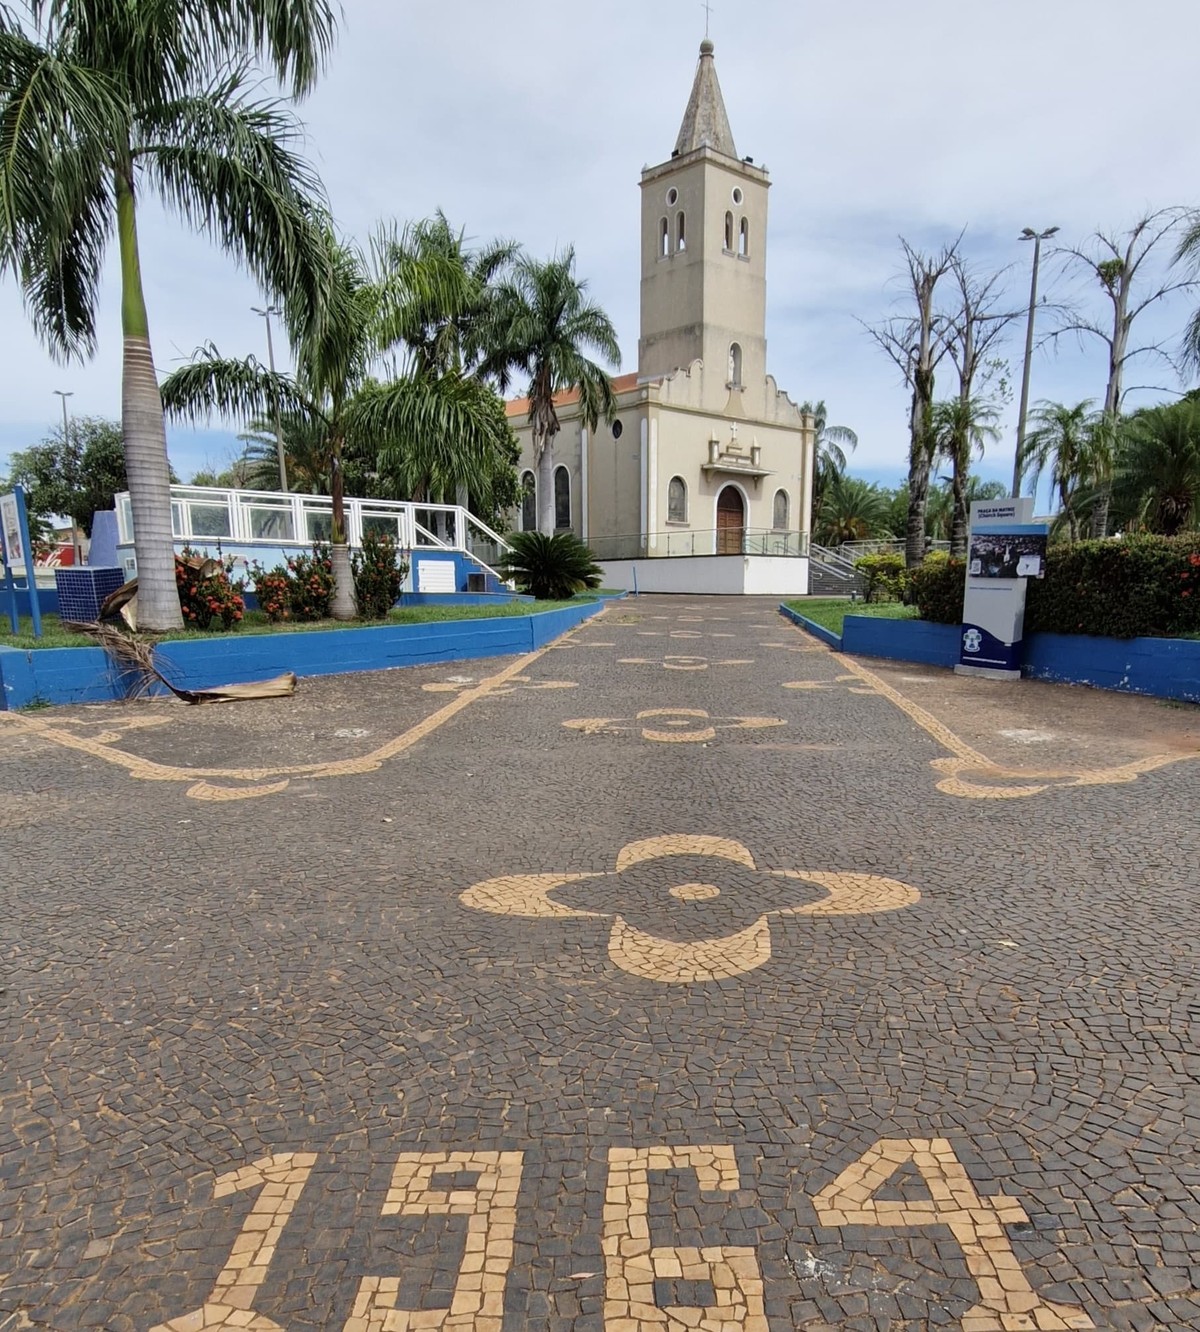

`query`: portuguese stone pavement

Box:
[2,596,1199,1332]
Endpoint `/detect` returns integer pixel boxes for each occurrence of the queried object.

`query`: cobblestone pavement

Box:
[2,596,1199,1332]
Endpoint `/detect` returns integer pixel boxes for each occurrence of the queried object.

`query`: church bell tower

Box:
[638,39,770,395]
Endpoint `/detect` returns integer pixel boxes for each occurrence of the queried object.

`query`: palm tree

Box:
[930,397,1000,556]
[815,474,894,545]
[799,399,858,509]
[1115,400,1200,535]
[162,226,517,618]
[1020,401,1105,542]
[481,249,620,535]
[0,0,337,630]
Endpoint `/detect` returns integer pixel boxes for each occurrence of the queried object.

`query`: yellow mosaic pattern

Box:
[461,835,920,984]
[604,1146,767,1331]
[563,708,786,745]
[813,1138,1093,1330]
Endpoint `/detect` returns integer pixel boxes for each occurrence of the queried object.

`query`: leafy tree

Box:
[481,249,620,535]
[815,474,894,545]
[1114,399,1200,535]
[7,416,127,542]
[162,224,518,618]
[866,236,960,566]
[799,399,857,510]
[0,0,338,629]
[1052,209,1197,535]
[1020,400,1107,542]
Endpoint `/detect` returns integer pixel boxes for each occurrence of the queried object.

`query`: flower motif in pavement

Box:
[460,835,920,983]
[563,708,786,744]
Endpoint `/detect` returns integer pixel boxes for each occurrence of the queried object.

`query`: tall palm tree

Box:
[1020,400,1104,542]
[930,397,1000,556]
[815,474,894,545]
[1115,400,1200,535]
[799,399,858,509]
[481,249,620,535]
[161,226,517,618]
[0,0,337,630]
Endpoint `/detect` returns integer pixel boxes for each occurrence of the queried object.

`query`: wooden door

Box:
[716,487,745,555]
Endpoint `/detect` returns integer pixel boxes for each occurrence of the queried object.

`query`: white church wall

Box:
[599,554,809,596]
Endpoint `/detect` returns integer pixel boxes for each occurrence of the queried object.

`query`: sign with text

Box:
[957,499,1044,678]
[0,491,23,568]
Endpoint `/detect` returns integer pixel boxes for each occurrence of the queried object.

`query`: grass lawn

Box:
[786,598,917,637]
[0,598,595,651]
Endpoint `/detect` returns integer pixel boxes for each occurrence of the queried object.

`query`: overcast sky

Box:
[2,0,1198,499]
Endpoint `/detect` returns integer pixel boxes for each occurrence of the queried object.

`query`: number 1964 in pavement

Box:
[149,1137,1094,1332]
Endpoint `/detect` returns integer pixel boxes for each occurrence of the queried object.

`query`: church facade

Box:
[506,40,815,594]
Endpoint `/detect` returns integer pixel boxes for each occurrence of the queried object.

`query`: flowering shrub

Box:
[854,551,908,603]
[352,531,408,619]
[175,547,245,631]
[251,543,334,622]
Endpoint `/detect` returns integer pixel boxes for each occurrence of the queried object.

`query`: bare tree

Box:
[1052,208,1197,535]
[867,236,960,567]
[940,257,1020,554]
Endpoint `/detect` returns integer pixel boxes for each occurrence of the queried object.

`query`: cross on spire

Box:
[701,0,713,38]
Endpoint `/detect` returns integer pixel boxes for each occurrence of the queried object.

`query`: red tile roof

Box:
[505,372,642,419]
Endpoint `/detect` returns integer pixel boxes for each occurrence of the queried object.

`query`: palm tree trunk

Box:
[329,434,355,620]
[949,438,969,557]
[1089,488,1110,538]
[115,162,183,632]
[536,435,555,536]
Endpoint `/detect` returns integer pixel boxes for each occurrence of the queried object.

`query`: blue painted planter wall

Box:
[842,616,960,667]
[0,600,605,710]
[777,605,843,650]
[8,585,60,618]
[1024,631,1200,703]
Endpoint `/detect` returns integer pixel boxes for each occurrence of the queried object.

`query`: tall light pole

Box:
[251,305,289,492]
[1012,225,1059,497]
[53,389,82,564]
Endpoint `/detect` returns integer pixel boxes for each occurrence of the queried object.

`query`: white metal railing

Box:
[115,486,514,561]
[834,538,952,558]
[588,528,810,561]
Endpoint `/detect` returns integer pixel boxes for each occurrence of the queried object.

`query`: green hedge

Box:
[853,552,908,603]
[1025,535,1200,639]
[907,536,1200,638]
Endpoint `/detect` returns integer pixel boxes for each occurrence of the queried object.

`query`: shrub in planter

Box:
[1025,534,1200,639]
[352,532,409,619]
[909,554,966,624]
[854,552,908,603]
[501,531,603,600]
[175,548,245,631]
[251,543,334,623]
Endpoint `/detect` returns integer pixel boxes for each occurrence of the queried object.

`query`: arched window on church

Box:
[520,471,536,532]
[668,476,688,524]
[728,342,743,388]
[677,211,686,252]
[660,217,669,258]
[739,217,749,257]
[773,489,789,531]
[724,211,734,252]
[554,465,571,529]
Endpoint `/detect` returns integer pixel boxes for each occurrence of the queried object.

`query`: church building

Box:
[507,39,815,594]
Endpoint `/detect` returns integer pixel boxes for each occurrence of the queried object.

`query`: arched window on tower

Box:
[773,489,789,531]
[520,471,536,532]
[728,342,743,388]
[739,217,749,257]
[554,465,571,529]
[668,476,688,524]
[660,217,670,258]
[724,211,734,252]
[677,211,686,252]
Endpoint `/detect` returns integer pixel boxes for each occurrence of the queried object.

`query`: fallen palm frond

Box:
[66,620,297,705]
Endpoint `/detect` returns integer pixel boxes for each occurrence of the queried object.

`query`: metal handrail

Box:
[587,528,810,561]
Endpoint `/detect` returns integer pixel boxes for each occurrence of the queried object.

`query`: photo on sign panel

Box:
[967,532,1047,579]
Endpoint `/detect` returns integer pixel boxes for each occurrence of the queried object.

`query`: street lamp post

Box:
[1012,226,1059,498]
[53,389,82,564]
[251,305,289,492]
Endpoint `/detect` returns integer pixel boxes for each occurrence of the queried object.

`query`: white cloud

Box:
[2,0,1197,491]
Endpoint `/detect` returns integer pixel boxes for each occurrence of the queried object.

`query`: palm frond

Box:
[160,345,312,427]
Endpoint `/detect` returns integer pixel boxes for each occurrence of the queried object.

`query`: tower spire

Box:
[673,38,737,159]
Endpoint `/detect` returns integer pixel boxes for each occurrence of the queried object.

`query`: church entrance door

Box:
[716,486,745,555]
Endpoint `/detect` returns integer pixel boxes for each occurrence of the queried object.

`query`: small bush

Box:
[175,548,245,631]
[251,543,334,623]
[352,532,409,619]
[909,555,966,624]
[854,552,908,603]
[1025,534,1200,639]
[502,531,603,600]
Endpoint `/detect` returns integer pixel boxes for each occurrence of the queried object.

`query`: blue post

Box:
[14,487,41,638]
[632,564,639,597]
